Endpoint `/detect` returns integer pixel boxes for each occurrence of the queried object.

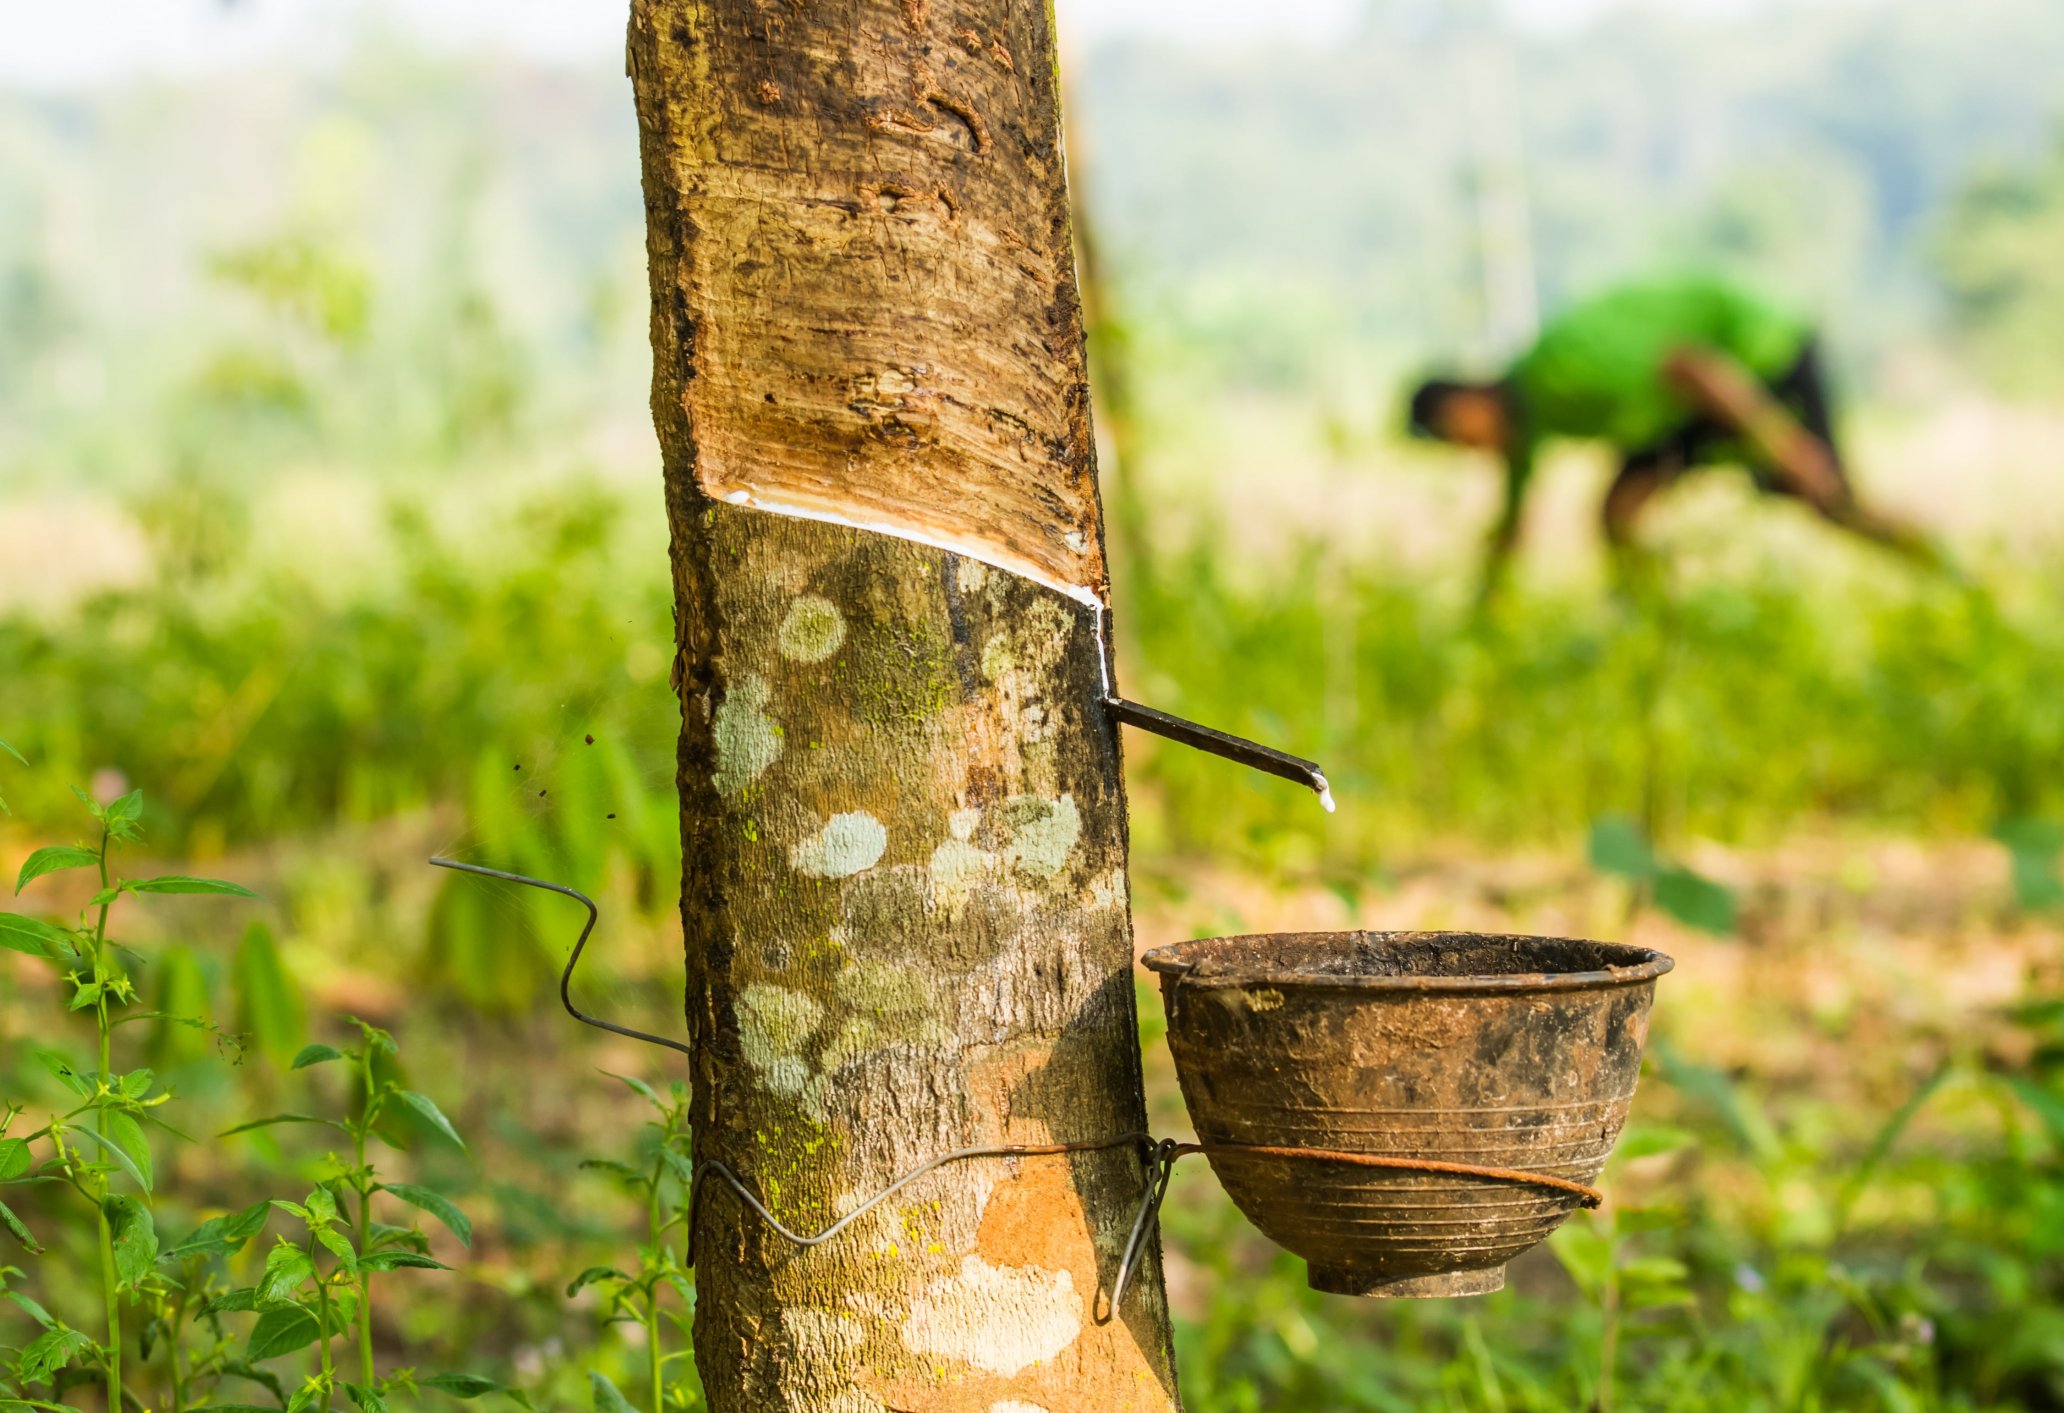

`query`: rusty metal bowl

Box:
[1142,930,1673,1298]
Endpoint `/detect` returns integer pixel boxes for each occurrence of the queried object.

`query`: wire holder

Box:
[429,859,1604,1321]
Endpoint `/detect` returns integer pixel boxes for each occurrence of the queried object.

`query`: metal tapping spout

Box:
[1103,696,1336,813]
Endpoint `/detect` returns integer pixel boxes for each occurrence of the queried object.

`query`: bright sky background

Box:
[1,0,1779,88]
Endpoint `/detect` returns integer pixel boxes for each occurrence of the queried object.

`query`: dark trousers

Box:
[1619,338,1846,496]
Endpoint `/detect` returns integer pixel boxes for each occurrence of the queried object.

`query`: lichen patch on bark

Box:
[713,676,781,796]
[780,595,849,663]
[793,811,891,878]
[1002,795,1081,879]
[738,985,825,1062]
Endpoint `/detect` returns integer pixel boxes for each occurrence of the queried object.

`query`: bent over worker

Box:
[1407,273,1940,603]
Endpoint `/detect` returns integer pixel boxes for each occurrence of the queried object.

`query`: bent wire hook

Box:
[427,856,693,1058]
[425,858,1161,1310]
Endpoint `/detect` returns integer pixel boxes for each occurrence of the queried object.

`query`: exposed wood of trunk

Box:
[630,3,1181,1410]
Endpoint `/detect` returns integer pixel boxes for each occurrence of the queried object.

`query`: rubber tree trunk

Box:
[629,3,1181,1409]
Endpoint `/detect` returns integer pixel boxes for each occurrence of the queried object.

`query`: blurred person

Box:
[1407,273,1943,604]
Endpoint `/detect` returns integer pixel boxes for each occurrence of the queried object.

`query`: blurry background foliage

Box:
[1,0,2063,1406]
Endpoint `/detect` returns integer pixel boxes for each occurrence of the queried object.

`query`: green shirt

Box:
[1501,275,1811,508]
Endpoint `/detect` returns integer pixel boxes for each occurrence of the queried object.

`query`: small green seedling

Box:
[568,1075,699,1413]
[221,1020,530,1412]
[0,782,255,1410]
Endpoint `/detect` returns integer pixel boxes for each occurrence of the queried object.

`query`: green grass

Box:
[1121,531,2064,868]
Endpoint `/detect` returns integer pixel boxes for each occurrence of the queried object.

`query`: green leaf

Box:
[103,1110,155,1193]
[0,913,75,961]
[344,1382,391,1413]
[0,1197,40,1253]
[660,1146,696,1191]
[1995,816,2064,856]
[204,1286,260,1315]
[144,944,215,1068]
[291,1043,345,1070]
[1651,1038,1783,1162]
[304,1186,339,1223]
[233,921,305,1067]
[1620,1255,1691,1286]
[315,1226,358,1275]
[245,1305,321,1361]
[369,1219,430,1251]
[2009,853,2064,913]
[565,1266,629,1297]
[420,1372,531,1405]
[1654,866,1738,935]
[217,1359,288,1400]
[1997,818,2064,912]
[103,787,145,841]
[104,1194,159,1291]
[37,1050,92,1095]
[1588,814,1655,880]
[588,1372,637,1413]
[221,1113,350,1138]
[15,847,100,895]
[393,1090,466,1153]
[577,1159,643,1184]
[1547,1217,1613,1299]
[0,1137,31,1182]
[420,1374,502,1398]
[259,1242,315,1306]
[2004,1075,2064,1146]
[359,1249,448,1272]
[607,1072,659,1104]
[18,1326,94,1382]
[381,1183,472,1248]
[127,875,259,898]
[119,1005,213,1033]
[4,1288,55,1328]
[1838,1064,1952,1226]
[163,1201,272,1262]
[1612,1125,1698,1164]
[67,1125,149,1192]
[0,737,25,766]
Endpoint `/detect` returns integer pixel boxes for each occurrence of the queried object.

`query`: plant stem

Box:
[647,1162,666,1413]
[92,825,123,1413]
[97,1203,121,1408]
[169,1297,189,1413]
[354,1050,376,1390]
[316,1254,337,1413]
[1598,1244,1621,1413]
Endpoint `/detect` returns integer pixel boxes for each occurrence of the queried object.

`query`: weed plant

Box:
[567,1076,700,1413]
[0,768,526,1411]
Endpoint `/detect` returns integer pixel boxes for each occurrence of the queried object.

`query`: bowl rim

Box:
[1142,930,1675,996]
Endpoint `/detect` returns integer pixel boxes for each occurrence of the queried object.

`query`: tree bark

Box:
[630,3,1180,1410]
